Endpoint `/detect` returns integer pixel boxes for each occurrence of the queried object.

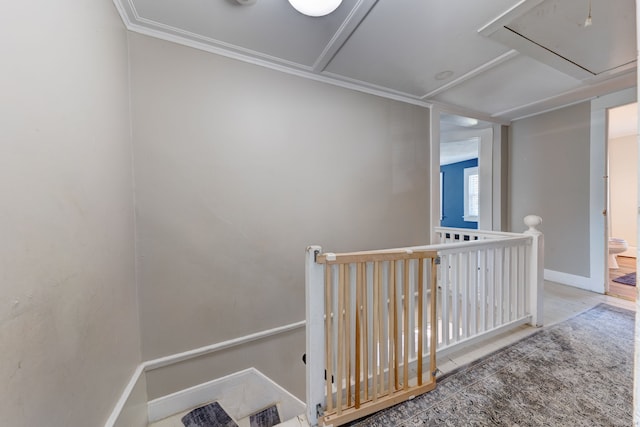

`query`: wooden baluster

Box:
[372,261,379,401]
[518,244,526,318]
[336,264,345,414]
[325,264,334,412]
[355,263,362,409]
[409,260,416,360]
[510,246,517,321]
[403,259,410,390]
[344,264,352,408]
[361,262,369,402]
[469,251,478,336]
[497,247,504,325]
[379,262,387,397]
[429,257,438,383]
[488,248,495,330]
[479,249,486,333]
[451,252,459,344]
[417,257,424,386]
[461,251,469,339]
[440,254,449,346]
[389,260,398,392]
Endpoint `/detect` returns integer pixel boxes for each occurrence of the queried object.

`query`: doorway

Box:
[438,113,493,230]
[606,102,637,301]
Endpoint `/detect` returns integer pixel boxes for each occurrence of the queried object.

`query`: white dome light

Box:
[288,0,342,17]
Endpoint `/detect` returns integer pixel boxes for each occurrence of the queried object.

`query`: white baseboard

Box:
[105,365,146,427]
[544,269,601,293]
[147,367,305,423]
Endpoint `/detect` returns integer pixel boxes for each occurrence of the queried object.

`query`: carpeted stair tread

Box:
[249,405,281,427]
[181,401,238,427]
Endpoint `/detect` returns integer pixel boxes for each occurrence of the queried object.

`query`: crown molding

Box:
[112,0,433,109]
[500,70,636,121]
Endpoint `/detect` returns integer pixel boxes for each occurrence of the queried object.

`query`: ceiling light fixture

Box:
[288,0,342,17]
[584,0,592,27]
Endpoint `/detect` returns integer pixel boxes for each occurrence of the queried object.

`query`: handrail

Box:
[316,248,438,264]
[316,236,530,264]
[433,226,525,238]
[433,236,531,253]
[145,321,306,371]
[406,235,531,253]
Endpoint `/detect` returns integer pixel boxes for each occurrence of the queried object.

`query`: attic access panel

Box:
[479,0,636,81]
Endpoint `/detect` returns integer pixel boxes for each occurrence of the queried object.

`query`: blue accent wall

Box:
[441,158,478,229]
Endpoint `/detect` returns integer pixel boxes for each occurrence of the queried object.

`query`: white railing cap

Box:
[523,215,542,233]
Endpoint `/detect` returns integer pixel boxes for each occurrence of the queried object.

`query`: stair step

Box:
[247,405,281,427]
[178,401,288,427]
[274,414,310,427]
[181,401,238,427]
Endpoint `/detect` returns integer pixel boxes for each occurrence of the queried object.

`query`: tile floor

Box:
[149,280,636,427]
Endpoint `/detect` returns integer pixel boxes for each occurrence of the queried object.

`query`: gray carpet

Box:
[348,303,634,426]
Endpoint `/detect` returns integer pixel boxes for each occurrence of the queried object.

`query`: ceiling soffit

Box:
[113,0,637,123]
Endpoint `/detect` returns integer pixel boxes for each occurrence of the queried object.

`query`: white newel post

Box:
[305,246,325,426]
[524,215,544,326]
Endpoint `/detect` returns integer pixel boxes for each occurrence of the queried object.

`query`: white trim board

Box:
[104,365,146,427]
[147,367,305,423]
[544,269,600,293]
[590,87,637,295]
[145,321,305,371]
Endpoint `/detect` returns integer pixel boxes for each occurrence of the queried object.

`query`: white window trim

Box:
[463,166,479,222]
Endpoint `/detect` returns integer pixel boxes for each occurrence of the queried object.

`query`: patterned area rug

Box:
[348,304,634,426]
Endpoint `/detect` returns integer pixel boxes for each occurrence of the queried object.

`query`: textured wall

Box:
[129,33,430,399]
[508,102,591,276]
[0,1,142,425]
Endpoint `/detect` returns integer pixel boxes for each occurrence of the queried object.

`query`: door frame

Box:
[429,107,507,240]
[590,87,636,294]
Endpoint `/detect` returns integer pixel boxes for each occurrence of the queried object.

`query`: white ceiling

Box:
[114,0,637,123]
[440,136,479,166]
[440,113,493,165]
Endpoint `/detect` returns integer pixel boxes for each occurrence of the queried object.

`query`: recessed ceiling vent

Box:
[478,0,636,82]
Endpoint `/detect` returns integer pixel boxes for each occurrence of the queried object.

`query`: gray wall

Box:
[0,1,142,425]
[129,33,431,399]
[508,102,591,276]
